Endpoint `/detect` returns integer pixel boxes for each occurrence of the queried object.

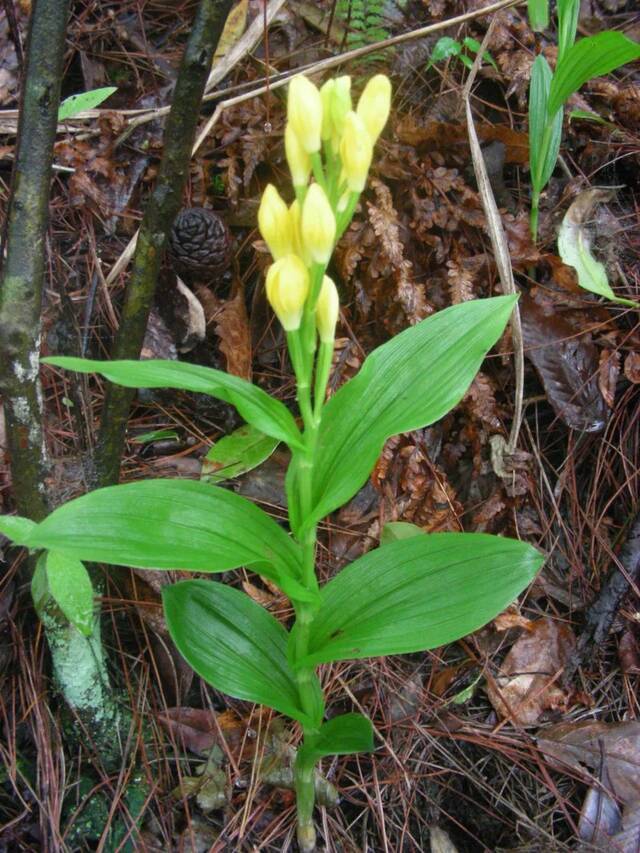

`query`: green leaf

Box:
[58,86,117,121]
[0,514,37,545]
[557,198,638,308]
[380,521,424,544]
[40,551,95,636]
[163,580,312,724]
[42,357,303,450]
[548,32,640,118]
[527,0,549,32]
[529,55,563,193]
[568,108,609,125]
[459,54,474,70]
[299,533,543,666]
[461,37,498,70]
[556,0,579,63]
[299,714,374,764]
[20,480,313,602]
[303,296,517,529]
[429,36,461,67]
[202,424,279,485]
[132,429,179,444]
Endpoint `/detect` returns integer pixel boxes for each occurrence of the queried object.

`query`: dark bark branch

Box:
[565,512,640,683]
[0,0,71,521]
[95,0,235,487]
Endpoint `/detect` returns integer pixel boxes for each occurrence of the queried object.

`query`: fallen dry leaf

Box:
[213,0,248,61]
[493,606,535,633]
[540,719,640,848]
[215,289,252,380]
[158,706,246,757]
[520,293,608,432]
[486,617,576,724]
[598,348,621,409]
[624,351,640,384]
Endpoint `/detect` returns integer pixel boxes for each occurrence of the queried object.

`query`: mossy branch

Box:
[0,0,71,521]
[0,0,130,768]
[95,0,235,487]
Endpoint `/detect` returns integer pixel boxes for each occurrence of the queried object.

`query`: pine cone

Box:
[168,207,232,281]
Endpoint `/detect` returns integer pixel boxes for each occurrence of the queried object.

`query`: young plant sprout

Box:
[0,73,543,851]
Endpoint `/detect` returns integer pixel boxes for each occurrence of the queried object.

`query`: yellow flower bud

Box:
[285,124,310,189]
[356,74,391,144]
[265,255,310,331]
[288,200,310,266]
[320,79,335,142]
[321,76,352,150]
[288,75,322,154]
[337,189,350,213]
[315,276,339,343]
[258,184,293,260]
[330,76,352,144]
[339,112,373,192]
[301,183,336,265]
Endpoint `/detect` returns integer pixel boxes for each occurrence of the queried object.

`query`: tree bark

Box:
[0,0,71,521]
[0,0,128,767]
[95,0,235,486]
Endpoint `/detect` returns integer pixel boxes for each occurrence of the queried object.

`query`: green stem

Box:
[310,152,326,190]
[314,341,334,421]
[530,189,541,243]
[529,121,553,244]
[336,191,360,240]
[288,331,325,849]
[294,749,318,853]
[287,330,313,427]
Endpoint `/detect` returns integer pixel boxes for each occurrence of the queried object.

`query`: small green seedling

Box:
[1,73,543,852]
[528,0,640,240]
[428,35,498,71]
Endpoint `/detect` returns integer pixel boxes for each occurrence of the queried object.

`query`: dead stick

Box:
[94,0,234,487]
[565,512,640,683]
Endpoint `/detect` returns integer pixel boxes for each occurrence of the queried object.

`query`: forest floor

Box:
[1,0,640,850]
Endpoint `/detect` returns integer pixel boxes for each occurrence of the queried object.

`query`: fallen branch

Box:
[565,512,640,683]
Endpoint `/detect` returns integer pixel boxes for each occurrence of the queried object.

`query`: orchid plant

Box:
[0,73,543,850]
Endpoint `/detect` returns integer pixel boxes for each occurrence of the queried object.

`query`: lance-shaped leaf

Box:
[0,515,37,543]
[298,714,374,764]
[297,533,543,666]
[58,86,117,121]
[163,580,311,724]
[6,479,312,602]
[305,296,516,528]
[548,32,640,118]
[529,55,563,193]
[32,551,95,637]
[42,357,303,450]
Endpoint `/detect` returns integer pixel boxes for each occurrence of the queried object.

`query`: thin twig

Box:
[462,19,525,454]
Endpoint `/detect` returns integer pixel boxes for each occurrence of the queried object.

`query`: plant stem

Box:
[294,749,318,853]
[289,322,326,849]
[310,152,326,190]
[530,188,541,243]
[94,0,234,487]
[313,341,334,420]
